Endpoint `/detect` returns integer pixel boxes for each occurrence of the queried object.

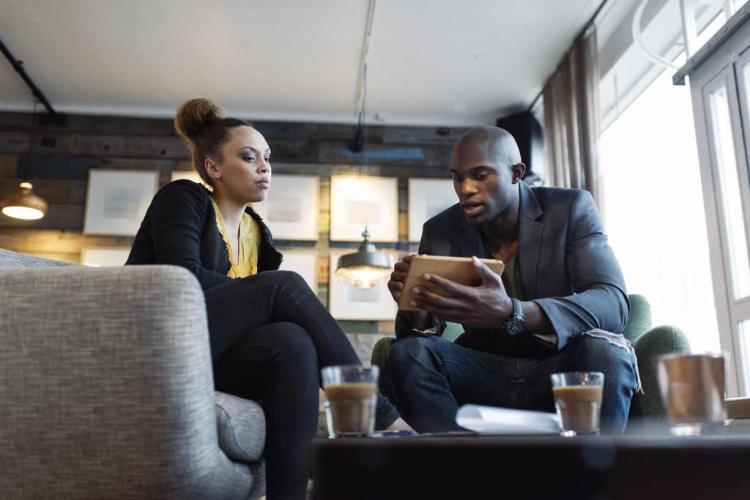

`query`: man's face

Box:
[450,141,517,225]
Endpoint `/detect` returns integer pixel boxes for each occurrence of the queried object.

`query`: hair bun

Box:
[174,98,226,143]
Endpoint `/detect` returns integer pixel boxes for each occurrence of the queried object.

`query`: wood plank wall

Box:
[0,111,467,334]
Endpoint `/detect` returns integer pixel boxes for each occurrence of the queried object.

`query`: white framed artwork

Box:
[279,250,318,291]
[253,175,319,241]
[408,178,457,242]
[83,169,159,236]
[81,248,131,267]
[329,176,398,243]
[328,250,398,321]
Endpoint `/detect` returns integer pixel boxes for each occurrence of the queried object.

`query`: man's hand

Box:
[387,254,415,304]
[411,256,513,328]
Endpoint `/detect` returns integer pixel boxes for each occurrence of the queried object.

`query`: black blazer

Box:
[126,180,283,290]
[397,181,629,355]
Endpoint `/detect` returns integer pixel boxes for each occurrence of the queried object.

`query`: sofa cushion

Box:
[0,248,76,268]
[215,391,265,463]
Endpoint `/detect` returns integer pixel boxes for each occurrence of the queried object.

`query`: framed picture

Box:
[170,169,208,188]
[330,176,398,242]
[279,250,318,291]
[253,175,319,241]
[408,178,457,242]
[83,169,159,236]
[328,250,398,320]
[81,248,131,267]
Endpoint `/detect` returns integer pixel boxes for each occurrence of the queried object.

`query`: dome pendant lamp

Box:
[1,99,48,221]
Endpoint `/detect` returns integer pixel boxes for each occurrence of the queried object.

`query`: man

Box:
[386,126,638,433]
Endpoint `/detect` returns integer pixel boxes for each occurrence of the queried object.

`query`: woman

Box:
[127,98,407,500]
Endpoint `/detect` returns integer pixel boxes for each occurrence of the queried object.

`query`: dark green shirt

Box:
[482,237,523,299]
[501,254,523,300]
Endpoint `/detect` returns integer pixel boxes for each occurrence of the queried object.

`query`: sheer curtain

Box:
[542,29,602,205]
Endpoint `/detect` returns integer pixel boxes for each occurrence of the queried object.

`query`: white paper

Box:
[456,405,561,435]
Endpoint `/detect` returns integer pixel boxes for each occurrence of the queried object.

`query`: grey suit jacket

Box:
[396,181,629,356]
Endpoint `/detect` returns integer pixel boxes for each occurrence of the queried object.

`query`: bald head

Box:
[449,126,525,225]
[453,126,522,169]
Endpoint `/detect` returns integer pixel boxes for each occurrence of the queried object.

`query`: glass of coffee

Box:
[551,372,604,436]
[657,353,727,436]
[321,365,378,438]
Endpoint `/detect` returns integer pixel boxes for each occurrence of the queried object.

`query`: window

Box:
[707,84,750,299]
[600,68,720,353]
[669,12,750,396]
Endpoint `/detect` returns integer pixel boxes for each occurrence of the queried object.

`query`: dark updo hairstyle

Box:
[174,98,251,185]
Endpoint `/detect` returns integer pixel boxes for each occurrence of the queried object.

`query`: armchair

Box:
[0,249,265,498]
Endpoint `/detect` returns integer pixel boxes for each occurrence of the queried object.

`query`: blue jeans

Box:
[386,333,638,434]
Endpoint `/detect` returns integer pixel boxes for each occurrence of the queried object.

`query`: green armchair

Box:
[370,294,690,421]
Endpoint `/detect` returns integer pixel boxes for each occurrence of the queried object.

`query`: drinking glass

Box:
[321,365,379,438]
[551,372,604,436]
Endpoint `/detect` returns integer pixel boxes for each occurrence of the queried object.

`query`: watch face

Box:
[505,318,524,336]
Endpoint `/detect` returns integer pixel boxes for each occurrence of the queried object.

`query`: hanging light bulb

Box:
[1,181,47,220]
[336,227,394,288]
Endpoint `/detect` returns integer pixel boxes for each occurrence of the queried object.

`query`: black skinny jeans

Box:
[206,270,399,500]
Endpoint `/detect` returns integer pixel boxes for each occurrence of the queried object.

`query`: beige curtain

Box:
[543,28,602,206]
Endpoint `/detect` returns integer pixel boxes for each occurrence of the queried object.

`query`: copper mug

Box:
[657,353,727,435]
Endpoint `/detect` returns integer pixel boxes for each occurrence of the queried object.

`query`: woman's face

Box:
[210,126,271,203]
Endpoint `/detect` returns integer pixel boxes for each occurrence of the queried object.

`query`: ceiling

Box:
[0,0,600,126]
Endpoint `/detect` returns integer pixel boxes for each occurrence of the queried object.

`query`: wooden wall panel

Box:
[0,203,84,230]
[0,154,19,177]
[0,111,467,335]
[29,133,187,159]
[0,228,133,256]
[0,131,30,153]
[0,178,86,204]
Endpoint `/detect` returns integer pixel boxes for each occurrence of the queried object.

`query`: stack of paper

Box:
[456,405,561,434]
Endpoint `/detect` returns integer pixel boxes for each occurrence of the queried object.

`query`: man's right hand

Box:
[387,254,415,304]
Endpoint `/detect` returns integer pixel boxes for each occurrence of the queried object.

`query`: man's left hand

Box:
[411,256,513,328]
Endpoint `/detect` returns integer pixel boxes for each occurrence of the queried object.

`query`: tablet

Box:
[398,255,505,311]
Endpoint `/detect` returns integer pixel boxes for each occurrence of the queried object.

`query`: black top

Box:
[126,180,283,290]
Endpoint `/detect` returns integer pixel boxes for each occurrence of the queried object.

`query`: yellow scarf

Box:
[210,197,261,278]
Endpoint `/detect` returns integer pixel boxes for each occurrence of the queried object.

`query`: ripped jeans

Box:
[387,330,640,434]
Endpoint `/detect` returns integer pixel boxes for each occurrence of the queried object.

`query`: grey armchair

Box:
[0,249,265,499]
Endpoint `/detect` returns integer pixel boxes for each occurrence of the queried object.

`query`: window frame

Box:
[688,19,750,396]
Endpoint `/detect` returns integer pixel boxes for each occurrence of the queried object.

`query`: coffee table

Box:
[312,425,750,499]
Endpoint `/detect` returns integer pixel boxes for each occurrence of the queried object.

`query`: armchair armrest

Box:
[632,325,690,419]
[215,391,265,463]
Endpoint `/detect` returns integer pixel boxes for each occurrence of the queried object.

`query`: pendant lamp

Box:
[1,100,48,220]
[335,227,394,288]
[333,13,394,289]
[1,181,47,220]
